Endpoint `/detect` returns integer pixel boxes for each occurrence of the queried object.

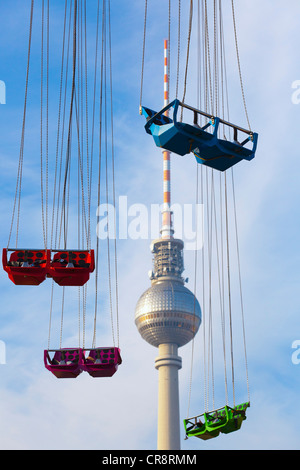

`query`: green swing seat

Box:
[184,402,250,441]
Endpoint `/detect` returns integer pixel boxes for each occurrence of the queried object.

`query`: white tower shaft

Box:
[155,343,182,450]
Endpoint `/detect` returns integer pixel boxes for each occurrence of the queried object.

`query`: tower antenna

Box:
[161,39,173,240]
[135,39,201,451]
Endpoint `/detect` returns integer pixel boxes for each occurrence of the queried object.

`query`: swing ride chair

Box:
[142,99,258,172]
[48,249,95,287]
[2,248,50,286]
[81,347,122,378]
[2,1,122,386]
[183,402,250,441]
[44,348,83,379]
[44,347,122,379]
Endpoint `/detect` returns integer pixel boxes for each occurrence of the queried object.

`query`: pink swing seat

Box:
[81,347,122,378]
[44,348,83,379]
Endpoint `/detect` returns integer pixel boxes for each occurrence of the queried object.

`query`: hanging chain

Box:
[139,0,148,114]
[181,0,193,110]
[40,0,49,250]
[87,0,101,253]
[92,0,105,350]
[176,0,181,99]
[62,0,78,249]
[203,0,213,115]
[231,169,250,403]
[7,0,35,249]
[59,286,65,349]
[108,0,120,348]
[168,0,171,100]
[218,173,229,406]
[40,0,45,248]
[231,0,251,131]
[224,172,236,407]
[47,280,54,350]
[186,164,199,419]
[104,9,116,348]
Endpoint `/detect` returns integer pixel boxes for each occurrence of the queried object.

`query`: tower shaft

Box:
[155,343,182,450]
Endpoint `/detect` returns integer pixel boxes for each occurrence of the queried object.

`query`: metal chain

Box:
[181,0,193,110]
[108,0,120,348]
[59,286,65,349]
[213,0,218,116]
[7,0,35,249]
[176,0,181,99]
[186,163,199,419]
[62,0,78,249]
[40,0,45,248]
[83,0,91,251]
[231,0,251,131]
[218,173,229,406]
[168,0,171,100]
[139,0,148,114]
[208,170,215,410]
[46,0,49,249]
[78,286,81,348]
[47,280,54,350]
[88,0,101,253]
[92,0,105,349]
[201,166,208,412]
[203,0,213,115]
[50,0,69,250]
[104,10,116,348]
[231,169,250,403]
[40,0,49,250]
[224,172,236,407]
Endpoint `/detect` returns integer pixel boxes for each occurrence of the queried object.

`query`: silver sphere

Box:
[135,279,201,348]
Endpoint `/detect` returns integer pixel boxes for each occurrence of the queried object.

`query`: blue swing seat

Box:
[142,99,258,172]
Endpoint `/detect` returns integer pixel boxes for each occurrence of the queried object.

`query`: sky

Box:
[0,0,300,451]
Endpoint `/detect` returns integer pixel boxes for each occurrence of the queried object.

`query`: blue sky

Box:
[0,0,300,450]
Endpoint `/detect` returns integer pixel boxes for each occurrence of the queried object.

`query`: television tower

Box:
[135,40,202,451]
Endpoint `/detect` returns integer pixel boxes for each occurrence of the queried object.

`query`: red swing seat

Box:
[81,347,122,378]
[44,348,82,379]
[48,249,95,286]
[2,248,49,286]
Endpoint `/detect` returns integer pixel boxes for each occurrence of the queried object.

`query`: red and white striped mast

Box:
[161,39,174,240]
[155,39,183,451]
[135,39,202,452]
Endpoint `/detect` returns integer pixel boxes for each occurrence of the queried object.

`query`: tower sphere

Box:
[135,264,201,348]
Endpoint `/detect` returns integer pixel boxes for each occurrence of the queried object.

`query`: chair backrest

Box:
[7,249,48,267]
[51,250,94,270]
[231,402,250,418]
[48,349,81,365]
[204,406,229,431]
[84,347,121,365]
